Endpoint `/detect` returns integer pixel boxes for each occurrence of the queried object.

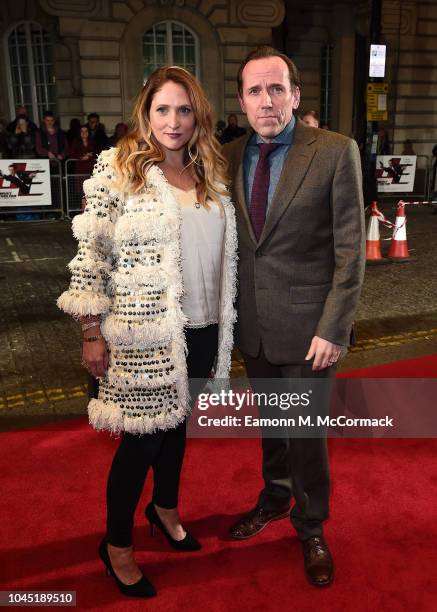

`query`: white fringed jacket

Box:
[58,148,237,435]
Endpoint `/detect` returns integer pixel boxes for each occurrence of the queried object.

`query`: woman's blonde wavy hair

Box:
[114,66,228,207]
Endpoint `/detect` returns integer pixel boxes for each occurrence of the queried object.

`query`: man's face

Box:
[89,117,98,130]
[16,106,26,117]
[44,116,55,129]
[239,57,300,141]
[8,165,15,175]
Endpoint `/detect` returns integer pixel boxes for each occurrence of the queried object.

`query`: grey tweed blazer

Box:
[224,119,365,364]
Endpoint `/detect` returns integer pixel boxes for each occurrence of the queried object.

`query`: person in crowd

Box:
[35,110,69,161]
[7,105,37,134]
[57,66,237,599]
[70,124,97,199]
[401,139,416,155]
[0,121,10,157]
[7,117,37,158]
[301,110,319,128]
[221,113,246,143]
[108,122,128,147]
[86,112,109,154]
[215,119,226,143]
[376,126,391,155]
[66,118,82,145]
[223,46,365,588]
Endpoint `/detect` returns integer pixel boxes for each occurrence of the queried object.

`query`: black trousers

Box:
[106,325,218,547]
[241,344,335,541]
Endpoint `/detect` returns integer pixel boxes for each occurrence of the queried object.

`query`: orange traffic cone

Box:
[388,201,410,260]
[366,201,384,262]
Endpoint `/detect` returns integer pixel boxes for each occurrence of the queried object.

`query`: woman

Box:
[109,122,128,147]
[70,125,96,199]
[66,118,81,145]
[57,66,237,598]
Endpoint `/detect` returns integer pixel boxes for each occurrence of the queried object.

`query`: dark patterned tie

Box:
[249,143,280,241]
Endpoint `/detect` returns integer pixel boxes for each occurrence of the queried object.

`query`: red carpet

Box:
[1,413,437,611]
[338,354,437,378]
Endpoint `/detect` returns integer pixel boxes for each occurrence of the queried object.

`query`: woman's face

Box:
[80,126,89,139]
[149,80,196,153]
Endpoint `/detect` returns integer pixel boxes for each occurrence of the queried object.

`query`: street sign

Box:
[367,82,388,121]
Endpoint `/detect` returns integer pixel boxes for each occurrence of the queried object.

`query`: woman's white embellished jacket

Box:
[58,148,237,435]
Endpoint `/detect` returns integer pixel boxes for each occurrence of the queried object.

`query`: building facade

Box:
[0,0,436,157]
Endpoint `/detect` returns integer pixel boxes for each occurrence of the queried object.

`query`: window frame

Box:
[142,20,200,83]
[4,21,56,124]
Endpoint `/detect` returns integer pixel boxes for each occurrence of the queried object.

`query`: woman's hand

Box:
[82,337,109,378]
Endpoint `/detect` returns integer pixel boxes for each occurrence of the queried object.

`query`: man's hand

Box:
[48,152,56,159]
[305,336,342,371]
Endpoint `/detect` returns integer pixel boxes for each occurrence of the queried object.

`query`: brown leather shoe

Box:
[302,535,334,587]
[229,505,290,539]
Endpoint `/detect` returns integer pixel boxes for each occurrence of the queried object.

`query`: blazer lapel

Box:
[232,132,257,245]
[258,121,317,247]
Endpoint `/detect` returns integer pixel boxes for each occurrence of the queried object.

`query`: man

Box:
[221,113,247,144]
[7,105,38,134]
[7,117,36,158]
[86,112,109,154]
[223,46,365,587]
[35,111,69,161]
[301,110,319,128]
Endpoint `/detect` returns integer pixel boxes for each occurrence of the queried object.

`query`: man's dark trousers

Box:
[242,344,335,541]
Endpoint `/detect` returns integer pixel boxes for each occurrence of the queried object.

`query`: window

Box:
[143,21,199,82]
[320,44,333,128]
[6,22,56,123]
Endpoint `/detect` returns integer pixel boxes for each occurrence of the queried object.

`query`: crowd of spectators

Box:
[0,106,128,164]
[0,106,131,218]
[1,106,434,190]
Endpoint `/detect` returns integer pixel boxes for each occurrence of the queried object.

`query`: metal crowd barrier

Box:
[64,158,92,219]
[0,159,63,219]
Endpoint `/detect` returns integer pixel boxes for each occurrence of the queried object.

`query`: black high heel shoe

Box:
[98,538,156,598]
[145,503,201,552]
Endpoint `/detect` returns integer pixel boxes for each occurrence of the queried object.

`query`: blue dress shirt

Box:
[244,116,296,215]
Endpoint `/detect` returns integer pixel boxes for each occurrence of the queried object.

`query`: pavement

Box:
[1,202,436,431]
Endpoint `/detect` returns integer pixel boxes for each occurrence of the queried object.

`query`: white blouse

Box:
[172,186,225,328]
